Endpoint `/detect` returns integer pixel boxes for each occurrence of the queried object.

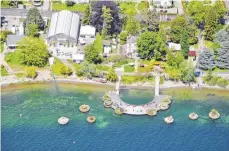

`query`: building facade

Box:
[47,10,80,47]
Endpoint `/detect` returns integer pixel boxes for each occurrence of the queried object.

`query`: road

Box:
[1,8,83,18]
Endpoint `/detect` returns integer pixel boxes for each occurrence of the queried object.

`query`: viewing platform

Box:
[105,74,172,115]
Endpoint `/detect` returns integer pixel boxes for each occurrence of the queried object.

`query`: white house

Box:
[72,53,84,63]
[125,36,138,58]
[153,0,173,8]
[47,10,80,47]
[79,25,96,45]
[168,42,181,51]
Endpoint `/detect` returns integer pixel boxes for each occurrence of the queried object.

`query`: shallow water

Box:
[1,83,229,151]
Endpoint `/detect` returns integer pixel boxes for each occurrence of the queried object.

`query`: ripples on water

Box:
[1,84,229,151]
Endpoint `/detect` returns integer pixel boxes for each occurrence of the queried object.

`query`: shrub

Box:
[60,66,72,76]
[1,65,8,76]
[124,65,135,72]
[24,66,37,79]
[216,78,229,88]
[106,69,118,82]
[207,76,219,86]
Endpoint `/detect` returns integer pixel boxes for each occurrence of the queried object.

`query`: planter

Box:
[79,104,90,113]
[147,109,157,116]
[58,117,69,125]
[164,116,174,124]
[104,100,113,107]
[160,103,169,110]
[87,116,96,123]
[189,112,198,120]
[209,109,220,119]
[114,108,124,115]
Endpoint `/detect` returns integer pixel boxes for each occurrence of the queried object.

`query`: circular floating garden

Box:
[79,104,90,113]
[102,94,111,102]
[147,109,157,116]
[164,116,174,124]
[189,112,198,120]
[58,117,69,125]
[114,107,124,115]
[160,103,169,110]
[104,100,113,108]
[209,109,220,119]
[87,116,96,123]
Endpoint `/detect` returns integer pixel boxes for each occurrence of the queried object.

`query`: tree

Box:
[106,68,118,82]
[154,29,168,59]
[26,7,44,30]
[65,1,75,7]
[91,1,122,35]
[84,44,102,64]
[102,6,113,38]
[197,49,215,70]
[166,52,184,68]
[82,4,91,25]
[24,66,37,79]
[25,24,38,37]
[204,8,217,41]
[186,1,205,26]
[213,1,227,19]
[139,9,159,32]
[136,32,158,60]
[216,42,229,69]
[60,66,72,76]
[120,31,128,45]
[76,61,96,79]
[216,26,229,44]
[125,17,140,35]
[180,65,196,84]
[180,30,189,58]
[17,37,49,67]
[93,33,103,53]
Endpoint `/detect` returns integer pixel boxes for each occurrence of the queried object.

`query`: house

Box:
[60,0,89,4]
[6,35,25,50]
[152,0,173,8]
[188,50,197,63]
[125,36,138,58]
[52,46,84,63]
[168,42,181,51]
[79,25,96,45]
[47,10,80,47]
[103,40,111,56]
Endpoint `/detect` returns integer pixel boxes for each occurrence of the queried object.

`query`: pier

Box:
[108,74,171,115]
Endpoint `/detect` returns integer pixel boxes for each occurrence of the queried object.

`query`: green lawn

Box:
[5,51,25,71]
[52,2,88,12]
[1,65,8,76]
[124,65,135,72]
[119,2,137,16]
[137,1,149,12]
[1,42,4,53]
[52,58,66,75]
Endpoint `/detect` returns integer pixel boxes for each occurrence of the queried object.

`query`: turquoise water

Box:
[1,83,229,151]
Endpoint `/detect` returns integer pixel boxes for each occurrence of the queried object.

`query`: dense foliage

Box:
[17,37,49,67]
[82,4,91,25]
[125,17,140,35]
[180,30,189,58]
[26,7,44,30]
[76,61,96,79]
[24,66,37,79]
[139,10,159,32]
[25,24,38,37]
[197,49,215,70]
[203,71,229,88]
[106,68,118,82]
[216,42,229,69]
[84,44,102,64]
[204,8,217,41]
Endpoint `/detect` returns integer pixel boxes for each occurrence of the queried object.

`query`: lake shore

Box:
[1,75,229,90]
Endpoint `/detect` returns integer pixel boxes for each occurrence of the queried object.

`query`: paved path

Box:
[0,50,14,74]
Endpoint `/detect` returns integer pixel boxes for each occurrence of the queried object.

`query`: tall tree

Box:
[91,1,122,35]
[154,29,168,59]
[82,4,91,25]
[180,30,189,58]
[204,7,217,41]
[216,42,229,69]
[166,52,184,69]
[106,68,118,82]
[17,37,49,67]
[102,6,113,38]
[213,1,227,19]
[84,44,102,64]
[136,32,158,60]
[25,24,38,37]
[26,7,44,30]
[139,9,159,32]
[186,1,205,26]
[197,49,215,70]
[125,17,140,35]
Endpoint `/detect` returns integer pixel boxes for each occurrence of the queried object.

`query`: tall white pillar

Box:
[155,75,160,96]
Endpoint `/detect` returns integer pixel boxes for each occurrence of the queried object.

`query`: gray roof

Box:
[48,10,80,39]
[6,35,25,46]
[127,36,138,44]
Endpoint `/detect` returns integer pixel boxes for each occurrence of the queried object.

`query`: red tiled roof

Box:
[188,51,196,56]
